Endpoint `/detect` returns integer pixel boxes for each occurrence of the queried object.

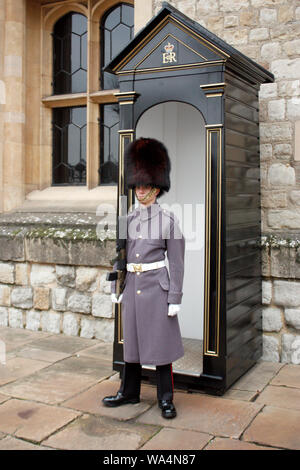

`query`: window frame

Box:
[40,0,134,190]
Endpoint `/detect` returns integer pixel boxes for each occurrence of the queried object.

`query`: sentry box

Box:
[105,2,274,395]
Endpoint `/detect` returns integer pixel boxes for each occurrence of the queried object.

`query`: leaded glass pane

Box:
[53,12,87,94]
[100,4,134,89]
[52,106,87,185]
[99,104,119,184]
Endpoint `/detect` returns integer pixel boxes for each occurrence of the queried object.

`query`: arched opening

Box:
[136,101,206,375]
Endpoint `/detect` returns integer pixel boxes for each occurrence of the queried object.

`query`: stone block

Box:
[51,288,67,311]
[249,27,269,41]
[30,264,55,286]
[0,285,11,306]
[287,98,300,120]
[273,280,300,307]
[262,335,279,362]
[274,143,292,160]
[11,287,33,309]
[219,0,250,12]
[0,307,8,326]
[75,267,98,292]
[284,309,300,330]
[80,317,95,339]
[262,280,272,305]
[26,236,115,268]
[55,265,75,287]
[268,99,285,121]
[25,309,41,331]
[282,334,300,364]
[243,405,300,450]
[267,163,295,186]
[15,263,29,285]
[278,80,300,98]
[224,15,238,28]
[33,287,50,311]
[290,191,300,206]
[261,42,281,61]
[0,399,80,444]
[271,59,300,80]
[41,311,61,334]
[0,228,25,262]
[267,210,300,230]
[259,8,277,25]
[67,293,91,314]
[222,28,248,45]
[259,83,277,100]
[62,313,79,336]
[99,272,111,294]
[262,307,282,332]
[283,39,300,57]
[260,122,292,143]
[92,293,113,318]
[0,262,14,284]
[94,318,114,342]
[8,307,24,329]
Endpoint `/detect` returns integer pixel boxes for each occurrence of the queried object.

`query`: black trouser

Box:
[119,362,174,402]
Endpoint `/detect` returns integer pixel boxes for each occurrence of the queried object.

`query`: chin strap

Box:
[136,187,158,203]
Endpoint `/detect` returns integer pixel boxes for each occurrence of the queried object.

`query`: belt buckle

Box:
[133,263,142,272]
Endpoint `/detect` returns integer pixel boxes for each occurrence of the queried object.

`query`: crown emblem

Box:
[164,42,174,53]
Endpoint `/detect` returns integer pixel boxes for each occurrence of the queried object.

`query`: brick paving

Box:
[0,326,299,450]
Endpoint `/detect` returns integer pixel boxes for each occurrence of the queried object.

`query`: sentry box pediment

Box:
[106,2,274,395]
[106,2,273,84]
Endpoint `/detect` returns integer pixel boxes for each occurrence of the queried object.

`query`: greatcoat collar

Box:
[132,200,161,221]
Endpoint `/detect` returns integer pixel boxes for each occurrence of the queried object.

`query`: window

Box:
[52,12,87,185]
[48,3,134,187]
[100,4,134,184]
[53,12,88,94]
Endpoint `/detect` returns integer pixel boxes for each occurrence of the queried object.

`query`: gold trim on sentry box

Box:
[117,130,134,344]
[204,126,222,357]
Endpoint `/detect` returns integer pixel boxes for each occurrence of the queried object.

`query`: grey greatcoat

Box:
[111,200,185,366]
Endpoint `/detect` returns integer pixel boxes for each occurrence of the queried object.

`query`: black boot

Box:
[156,364,176,419]
[102,391,140,407]
[102,362,142,408]
[158,399,177,419]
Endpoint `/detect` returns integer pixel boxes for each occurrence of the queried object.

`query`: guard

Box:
[102,137,185,419]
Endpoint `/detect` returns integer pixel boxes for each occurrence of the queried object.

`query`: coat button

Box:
[138,235,142,239]
[137,290,141,294]
[136,272,140,276]
[136,253,140,257]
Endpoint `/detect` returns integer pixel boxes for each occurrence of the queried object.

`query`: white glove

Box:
[168,304,180,317]
[111,293,123,303]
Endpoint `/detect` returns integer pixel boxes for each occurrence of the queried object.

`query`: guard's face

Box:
[135,185,160,204]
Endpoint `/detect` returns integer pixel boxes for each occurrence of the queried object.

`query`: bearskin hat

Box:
[125,137,171,198]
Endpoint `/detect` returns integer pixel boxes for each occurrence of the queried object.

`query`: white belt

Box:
[127,260,166,272]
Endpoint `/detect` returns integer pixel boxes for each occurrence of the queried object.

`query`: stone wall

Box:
[0,212,116,342]
[152,0,300,364]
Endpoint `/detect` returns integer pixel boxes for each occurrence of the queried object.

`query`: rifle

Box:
[106,211,127,295]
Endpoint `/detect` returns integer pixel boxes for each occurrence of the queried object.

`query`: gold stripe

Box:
[117,130,134,344]
[116,60,225,75]
[206,93,223,98]
[204,127,222,357]
[200,82,226,89]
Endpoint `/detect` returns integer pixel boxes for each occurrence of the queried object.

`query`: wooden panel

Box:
[225,72,261,390]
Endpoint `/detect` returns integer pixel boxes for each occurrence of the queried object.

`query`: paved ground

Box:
[0,326,300,451]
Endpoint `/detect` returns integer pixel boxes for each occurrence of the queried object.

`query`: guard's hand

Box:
[111,293,123,303]
[168,304,180,316]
